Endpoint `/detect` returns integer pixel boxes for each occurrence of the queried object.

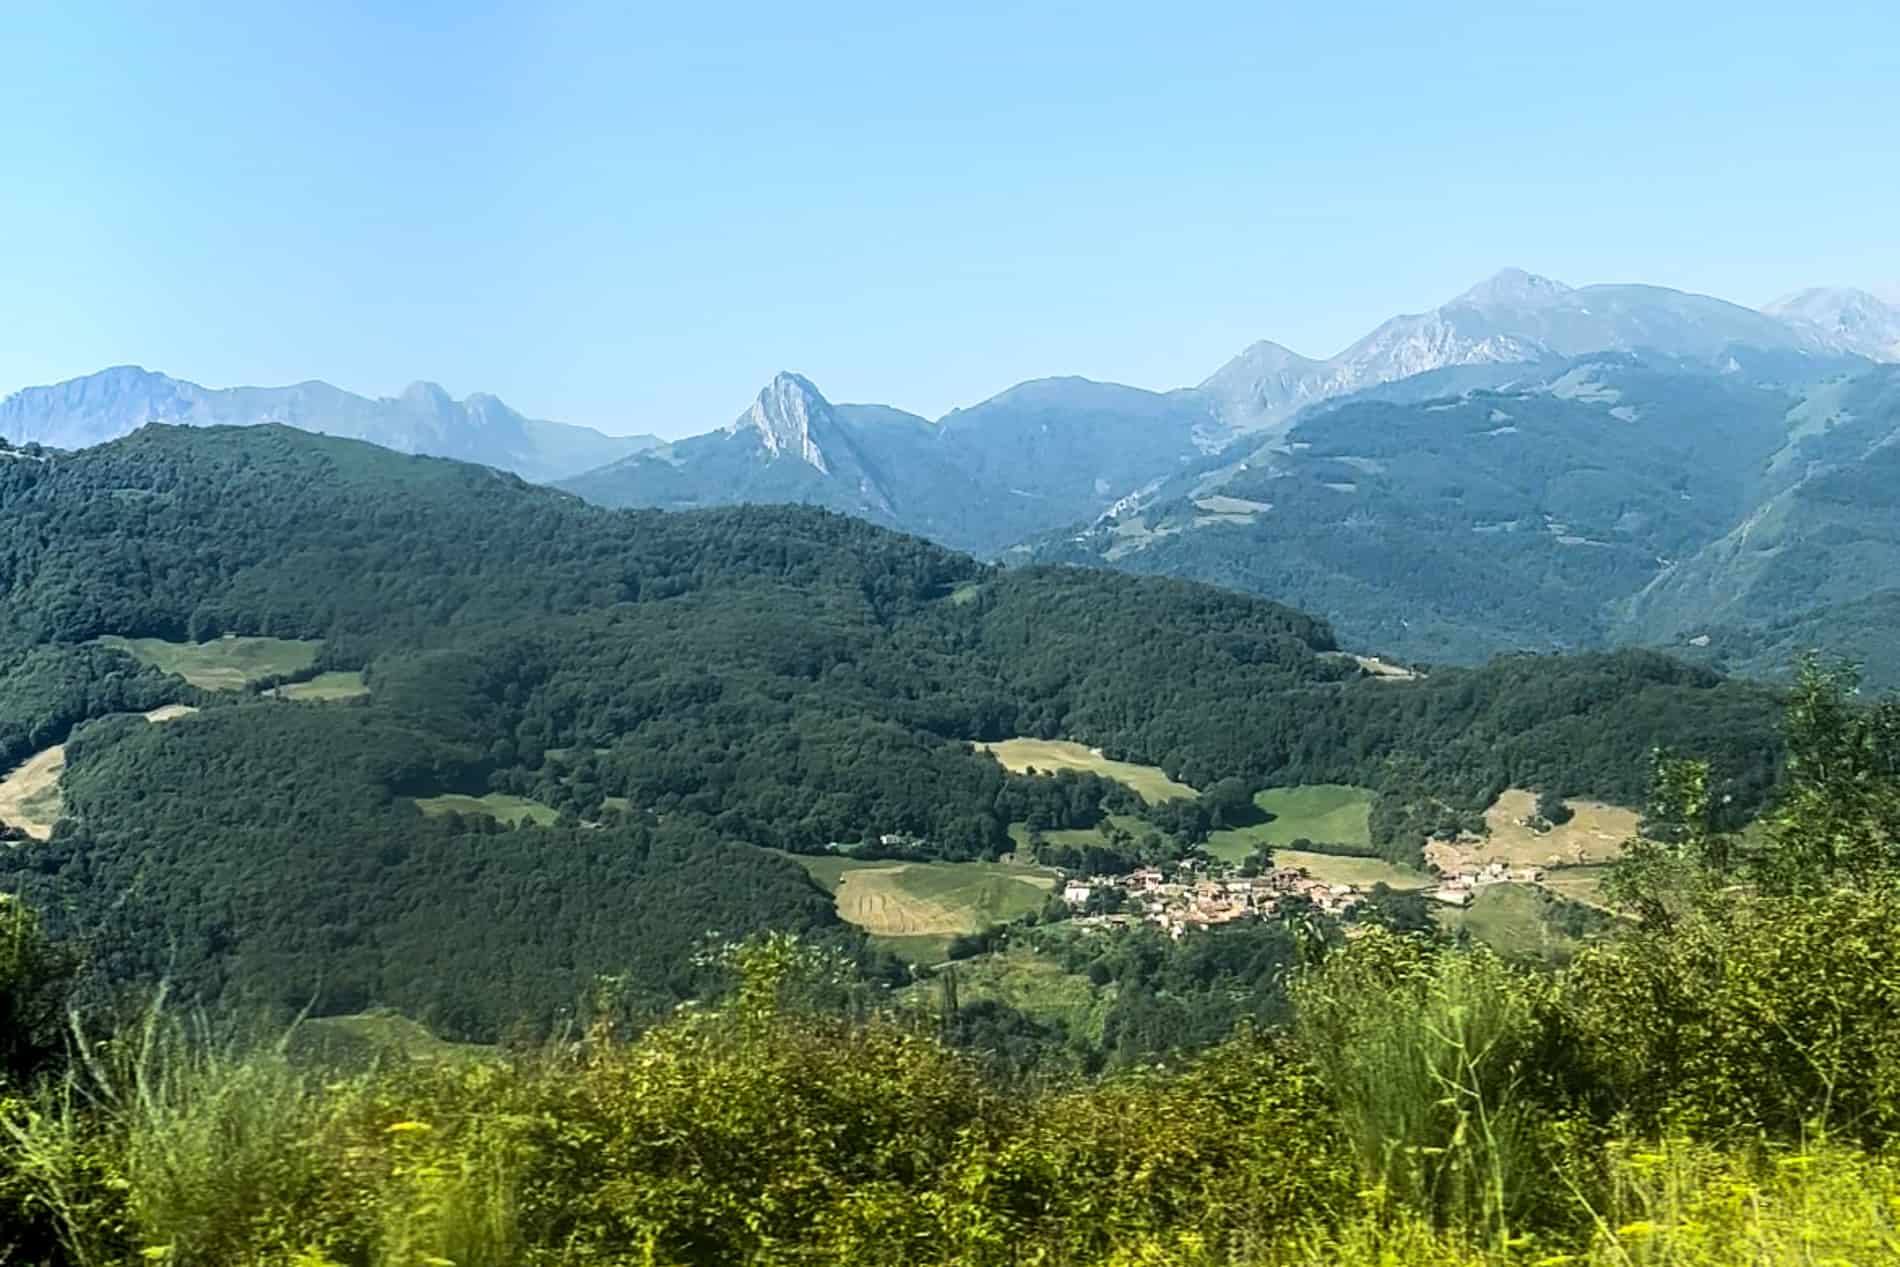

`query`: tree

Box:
[1534,788,1572,826]
[1203,777,1259,828]
[1763,656,1900,894]
[0,894,75,1087]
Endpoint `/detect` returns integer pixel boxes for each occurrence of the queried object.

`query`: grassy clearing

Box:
[96,634,320,690]
[0,706,198,840]
[270,670,368,702]
[1538,863,1613,908]
[976,738,1196,803]
[412,793,561,827]
[1275,848,1433,890]
[1205,784,1375,862]
[926,944,1115,1044]
[1436,883,1593,964]
[789,855,1057,942]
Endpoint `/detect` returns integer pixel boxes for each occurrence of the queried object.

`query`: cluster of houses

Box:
[1062,863,1365,938]
[1429,860,1545,907]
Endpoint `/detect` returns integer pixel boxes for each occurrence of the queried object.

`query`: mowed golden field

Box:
[974,738,1197,803]
[787,854,1058,961]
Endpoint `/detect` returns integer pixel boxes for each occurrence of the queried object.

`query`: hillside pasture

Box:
[0,706,199,840]
[271,671,369,702]
[412,792,561,827]
[1205,784,1376,862]
[790,855,1058,958]
[976,738,1196,803]
[1274,848,1432,891]
[1426,788,1638,873]
[95,634,320,690]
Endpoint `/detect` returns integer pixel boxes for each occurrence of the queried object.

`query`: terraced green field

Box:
[1205,784,1375,862]
[95,634,320,690]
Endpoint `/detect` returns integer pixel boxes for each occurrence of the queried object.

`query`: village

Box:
[1058,856,1549,937]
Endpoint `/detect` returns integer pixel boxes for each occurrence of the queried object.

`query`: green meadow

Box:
[976,738,1197,803]
[412,792,561,827]
[95,634,320,690]
[1205,784,1376,862]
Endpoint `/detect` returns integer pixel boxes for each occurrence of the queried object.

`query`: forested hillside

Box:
[1038,352,1900,681]
[0,425,1781,1033]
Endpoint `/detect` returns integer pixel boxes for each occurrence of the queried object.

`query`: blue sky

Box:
[4,1,1896,437]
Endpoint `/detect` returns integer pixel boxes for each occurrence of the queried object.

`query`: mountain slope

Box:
[1039,351,1883,666]
[0,366,657,482]
[561,373,1216,556]
[1621,363,1900,656]
[1202,268,1859,432]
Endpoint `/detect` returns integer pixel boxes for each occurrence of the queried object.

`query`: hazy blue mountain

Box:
[561,373,1215,556]
[0,366,658,482]
[1036,350,1890,668]
[1765,287,1900,362]
[1202,268,1862,432]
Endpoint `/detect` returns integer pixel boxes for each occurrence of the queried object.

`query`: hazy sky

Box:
[5,1,1896,437]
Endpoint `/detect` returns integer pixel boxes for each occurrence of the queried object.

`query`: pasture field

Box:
[1425,788,1638,873]
[789,854,1058,955]
[412,792,561,827]
[1008,813,1149,853]
[1537,863,1613,908]
[975,738,1196,803]
[271,670,369,702]
[0,705,198,840]
[1437,883,1600,965]
[1204,784,1376,862]
[95,634,320,690]
[1274,848,1432,891]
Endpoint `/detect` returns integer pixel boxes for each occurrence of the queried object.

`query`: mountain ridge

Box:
[0,366,659,483]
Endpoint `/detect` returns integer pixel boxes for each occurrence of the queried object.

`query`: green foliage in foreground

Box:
[4,914,1900,1267]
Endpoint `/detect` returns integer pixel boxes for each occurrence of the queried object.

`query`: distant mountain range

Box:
[1197,268,1856,432]
[559,372,1219,556]
[0,366,659,483]
[9,268,1900,682]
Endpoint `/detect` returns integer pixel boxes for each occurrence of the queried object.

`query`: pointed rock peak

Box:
[400,381,453,408]
[1454,267,1572,309]
[1231,340,1320,371]
[732,371,834,471]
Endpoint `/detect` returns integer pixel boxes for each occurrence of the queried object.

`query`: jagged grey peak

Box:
[1764,287,1900,362]
[729,372,834,472]
[1202,268,1846,432]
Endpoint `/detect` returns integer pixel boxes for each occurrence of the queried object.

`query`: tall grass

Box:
[1292,931,1549,1248]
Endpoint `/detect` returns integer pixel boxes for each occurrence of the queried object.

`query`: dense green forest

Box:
[0,426,1782,1031]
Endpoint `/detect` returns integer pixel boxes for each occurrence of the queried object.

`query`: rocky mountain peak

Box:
[1453,267,1573,310]
[731,372,834,472]
[399,381,454,411]
[1764,288,1900,360]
